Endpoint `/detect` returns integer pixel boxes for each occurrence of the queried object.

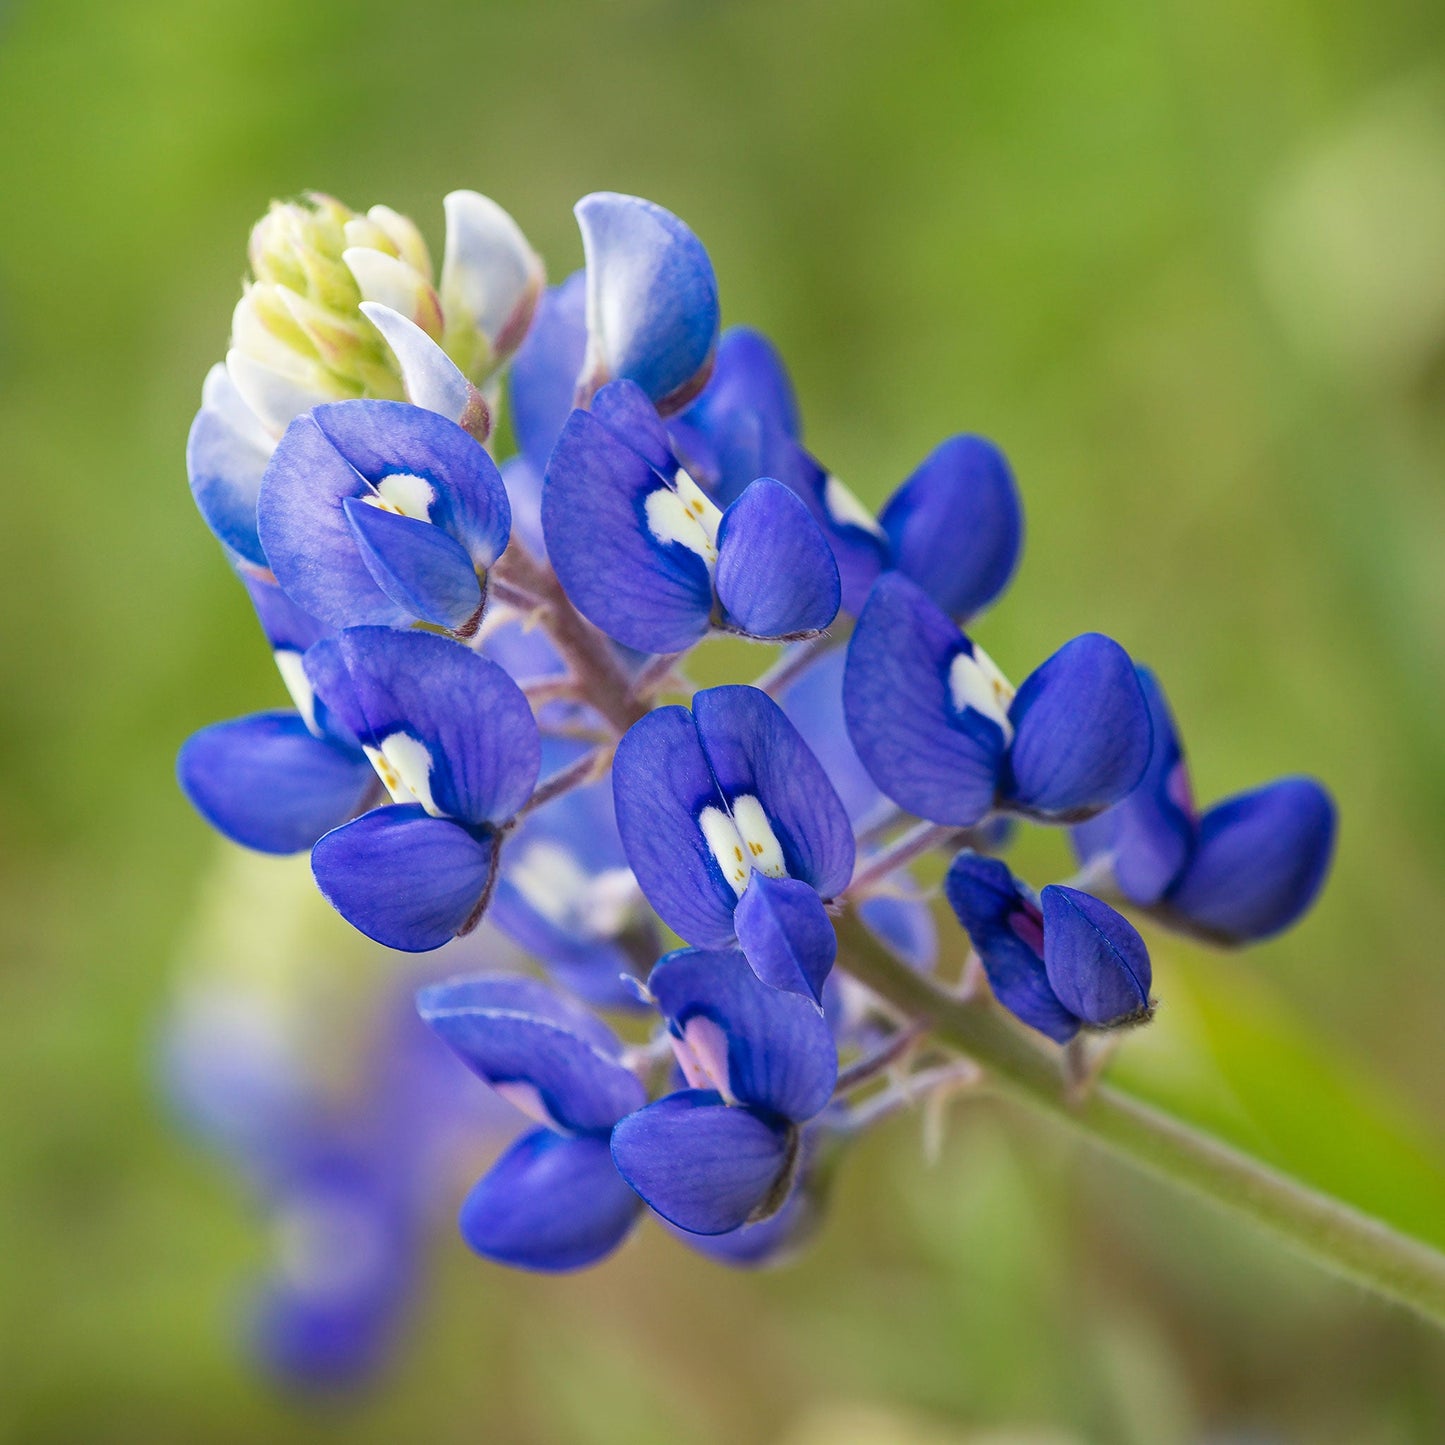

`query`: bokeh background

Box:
[3,0,1445,1440]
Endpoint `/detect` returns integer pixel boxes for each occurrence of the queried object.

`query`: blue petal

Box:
[590,378,677,473]
[778,645,889,829]
[649,947,837,1121]
[859,887,939,972]
[417,997,644,1135]
[311,628,540,827]
[542,407,714,653]
[610,1090,793,1235]
[257,412,413,629]
[844,574,1003,825]
[460,1129,640,1272]
[342,498,483,633]
[242,573,330,656]
[499,456,546,560]
[1041,885,1152,1028]
[943,853,1079,1044]
[311,805,495,951]
[1166,777,1336,945]
[612,705,738,946]
[674,1172,823,1268]
[359,301,488,435]
[575,192,720,410]
[715,479,841,639]
[510,270,588,472]
[187,365,273,568]
[416,973,624,1055]
[309,399,511,568]
[692,685,855,897]
[878,435,1023,622]
[1004,634,1152,821]
[178,712,373,854]
[732,874,838,1003]
[1072,666,1197,905]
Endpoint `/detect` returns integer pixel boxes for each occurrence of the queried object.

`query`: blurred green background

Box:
[3,0,1445,1440]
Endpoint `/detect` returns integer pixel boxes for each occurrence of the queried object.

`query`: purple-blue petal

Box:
[612,705,738,946]
[542,407,713,653]
[859,887,939,973]
[649,947,837,1122]
[187,393,271,568]
[1166,777,1336,945]
[416,974,624,1054]
[508,270,588,473]
[844,574,1003,826]
[341,498,482,633]
[610,1090,793,1235]
[575,192,720,411]
[242,572,330,656]
[1041,885,1152,1028]
[1004,634,1152,821]
[732,873,838,1003]
[943,852,1080,1044]
[460,1129,641,1272]
[589,377,677,473]
[692,685,855,897]
[878,434,1023,622]
[715,478,841,639]
[177,712,373,855]
[310,805,495,951]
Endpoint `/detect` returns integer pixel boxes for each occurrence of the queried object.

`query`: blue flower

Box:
[574,192,720,412]
[944,852,1153,1042]
[1073,667,1337,945]
[257,399,511,635]
[611,947,837,1235]
[304,627,541,951]
[418,975,646,1271]
[542,379,840,653]
[612,685,855,1000]
[673,327,1023,619]
[177,575,376,855]
[844,573,1152,827]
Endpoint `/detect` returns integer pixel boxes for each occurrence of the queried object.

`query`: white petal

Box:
[440,190,544,350]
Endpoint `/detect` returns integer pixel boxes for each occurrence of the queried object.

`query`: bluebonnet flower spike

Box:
[1073,667,1337,945]
[575,193,720,412]
[258,399,511,633]
[612,685,854,1000]
[845,573,1151,826]
[307,628,540,950]
[611,948,837,1235]
[543,380,840,652]
[419,975,644,1270]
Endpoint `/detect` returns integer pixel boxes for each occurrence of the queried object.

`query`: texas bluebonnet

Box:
[177,183,1338,1301]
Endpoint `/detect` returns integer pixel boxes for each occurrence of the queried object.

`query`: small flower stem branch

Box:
[848,821,963,895]
[835,912,1445,1329]
[755,635,835,697]
[515,745,612,820]
[493,542,649,735]
[629,651,685,698]
[833,1020,928,1095]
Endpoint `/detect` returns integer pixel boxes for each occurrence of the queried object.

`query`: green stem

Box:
[836,913,1445,1328]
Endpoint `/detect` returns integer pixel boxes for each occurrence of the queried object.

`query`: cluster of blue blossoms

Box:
[180,188,1337,1285]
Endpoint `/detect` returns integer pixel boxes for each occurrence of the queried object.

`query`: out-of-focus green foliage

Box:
[2,1,1444,1440]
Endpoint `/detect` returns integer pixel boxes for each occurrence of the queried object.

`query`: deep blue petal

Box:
[178,712,373,854]
[674,1172,823,1268]
[242,573,330,656]
[1005,634,1152,821]
[318,628,540,826]
[943,852,1080,1044]
[460,1129,640,1272]
[257,412,409,628]
[499,456,546,560]
[610,1090,793,1235]
[878,434,1023,621]
[309,399,511,569]
[611,705,739,946]
[417,998,644,1135]
[649,947,837,1122]
[311,805,494,951]
[692,685,855,897]
[187,372,272,568]
[342,498,483,633]
[844,573,1003,826]
[1166,777,1336,945]
[575,192,720,410]
[416,974,621,1052]
[1041,885,1152,1028]
[589,377,677,473]
[859,887,939,973]
[1072,666,1197,904]
[715,479,841,639]
[542,407,714,653]
[732,874,838,1003]
[508,270,588,473]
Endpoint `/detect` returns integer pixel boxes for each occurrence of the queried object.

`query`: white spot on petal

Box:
[367,471,436,521]
[645,473,722,572]
[492,1079,558,1131]
[671,1015,734,1103]
[948,643,1016,742]
[506,841,643,940]
[700,805,752,897]
[730,794,788,879]
[363,731,441,814]
[274,649,319,735]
